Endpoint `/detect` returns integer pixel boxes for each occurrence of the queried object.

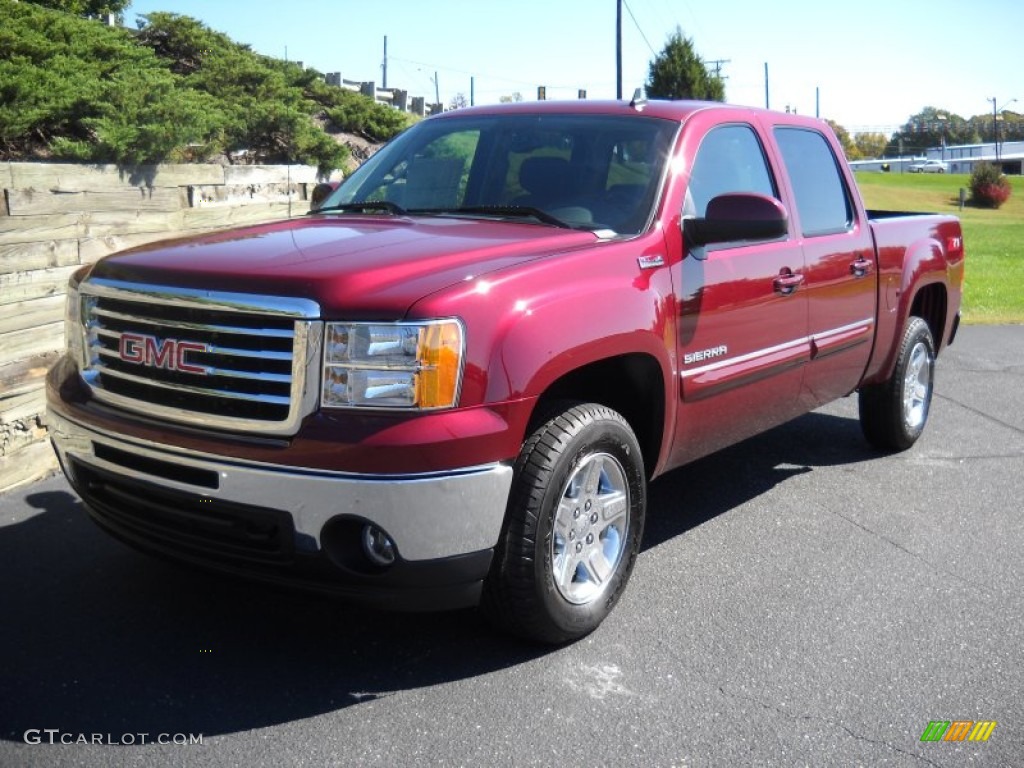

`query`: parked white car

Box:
[909,160,948,174]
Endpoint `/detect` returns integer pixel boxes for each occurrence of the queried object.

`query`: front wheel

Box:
[482,403,646,644]
[858,316,936,451]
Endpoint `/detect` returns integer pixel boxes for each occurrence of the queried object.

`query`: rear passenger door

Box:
[772,127,877,409]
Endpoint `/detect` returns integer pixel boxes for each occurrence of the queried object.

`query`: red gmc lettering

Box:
[173,341,208,374]
[118,333,145,364]
[118,333,207,373]
[145,335,174,369]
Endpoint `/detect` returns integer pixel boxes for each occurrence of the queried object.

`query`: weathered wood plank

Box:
[7,187,185,216]
[8,162,225,191]
[0,296,65,335]
[0,439,58,493]
[0,267,76,306]
[0,322,64,361]
[79,210,193,240]
[180,202,305,229]
[0,211,184,246]
[0,213,84,246]
[0,239,78,275]
[0,352,60,397]
[190,183,304,208]
[79,231,191,264]
[0,387,46,425]
[223,165,319,185]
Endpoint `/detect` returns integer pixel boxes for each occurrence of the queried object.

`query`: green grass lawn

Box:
[854,172,1024,324]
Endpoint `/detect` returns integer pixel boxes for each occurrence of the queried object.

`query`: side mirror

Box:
[309,181,338,212]
[683,193,789,254]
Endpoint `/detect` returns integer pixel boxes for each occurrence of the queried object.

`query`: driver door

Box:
[671,121,810,465]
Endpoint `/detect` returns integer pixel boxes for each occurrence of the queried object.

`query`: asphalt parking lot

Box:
[1,325,1021,767]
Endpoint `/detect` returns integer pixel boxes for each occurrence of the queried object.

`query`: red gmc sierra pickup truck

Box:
[47,99,965,642]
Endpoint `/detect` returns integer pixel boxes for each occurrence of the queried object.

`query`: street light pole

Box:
[990,97,1000,164]
[990,97,1019,166]
[937,113,947,162]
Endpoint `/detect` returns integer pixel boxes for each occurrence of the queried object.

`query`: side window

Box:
[687,124,777,217]
[774,127,853,237]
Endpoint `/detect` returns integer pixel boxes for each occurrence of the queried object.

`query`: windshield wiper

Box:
[411,205,575,229]
[313,201,408,216]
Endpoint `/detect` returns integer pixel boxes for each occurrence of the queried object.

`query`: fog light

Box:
[361,524,397,567]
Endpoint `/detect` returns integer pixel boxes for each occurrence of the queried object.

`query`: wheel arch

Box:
[862,234,951,387]
[527,353,667,480]
[910,281,947,353]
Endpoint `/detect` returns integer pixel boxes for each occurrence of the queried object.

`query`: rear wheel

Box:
[483,402,646,644]
[859,316,935,451]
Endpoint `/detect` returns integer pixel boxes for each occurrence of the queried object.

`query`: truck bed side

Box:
[861,211,965,386]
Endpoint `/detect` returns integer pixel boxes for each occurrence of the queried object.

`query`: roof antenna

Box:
[629,87,647,110]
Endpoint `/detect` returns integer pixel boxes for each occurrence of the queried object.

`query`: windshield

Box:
[319,112,678,235]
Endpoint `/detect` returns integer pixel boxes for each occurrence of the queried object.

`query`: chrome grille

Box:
[78,279,322,435]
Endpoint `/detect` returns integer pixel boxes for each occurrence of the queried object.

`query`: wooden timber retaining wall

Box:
[0,162,324,493]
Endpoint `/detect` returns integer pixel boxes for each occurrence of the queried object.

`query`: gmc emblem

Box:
[118,332,208,374]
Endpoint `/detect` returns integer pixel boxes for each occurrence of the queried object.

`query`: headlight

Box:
[322,319,464,409]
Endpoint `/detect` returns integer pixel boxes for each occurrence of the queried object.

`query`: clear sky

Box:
[125,0,1023,136]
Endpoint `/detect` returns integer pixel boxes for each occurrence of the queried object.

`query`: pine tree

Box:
[645,28,725,102]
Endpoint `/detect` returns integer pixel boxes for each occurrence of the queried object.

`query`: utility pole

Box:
[764,62,769,109]
[434,71,440,108]
[616,0,622,100]
[706,59,730,80]
[284,46,292,218]
[471,76,475,107]
[382,36,388,89]
[815,86,820,118]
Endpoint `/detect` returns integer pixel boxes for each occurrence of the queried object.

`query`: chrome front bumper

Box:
[47,407,514,563]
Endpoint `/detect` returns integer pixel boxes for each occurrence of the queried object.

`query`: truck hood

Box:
[88,214,599,318]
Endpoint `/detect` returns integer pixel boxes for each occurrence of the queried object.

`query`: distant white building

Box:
[939,141,1024,175]
[850,140,1024,174]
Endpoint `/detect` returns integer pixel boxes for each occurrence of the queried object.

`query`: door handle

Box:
[850,257,872,277]
[773,270,805,296]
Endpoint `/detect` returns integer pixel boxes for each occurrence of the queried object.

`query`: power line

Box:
[622,0,657,57]
[388,54,580,91]
[642,0,676,39]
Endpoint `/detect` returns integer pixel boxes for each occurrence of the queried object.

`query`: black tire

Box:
[482,402,646,644]
[858,316,936,451]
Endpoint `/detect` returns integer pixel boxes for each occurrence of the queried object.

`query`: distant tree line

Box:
[881,106,1023,156]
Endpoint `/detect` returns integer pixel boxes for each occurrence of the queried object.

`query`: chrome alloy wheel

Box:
[551,452,630,605]
[902,340,933,430]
